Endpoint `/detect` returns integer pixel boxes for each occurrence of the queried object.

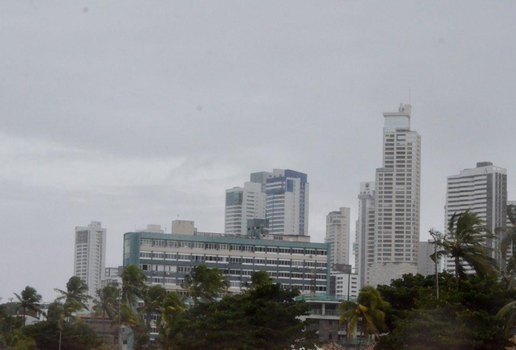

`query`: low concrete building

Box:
[297,296,347,344]
[123,230,330,295]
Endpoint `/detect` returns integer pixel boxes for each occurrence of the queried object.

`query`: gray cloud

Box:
[1,0,516,301]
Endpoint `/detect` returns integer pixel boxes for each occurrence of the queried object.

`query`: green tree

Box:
[140,284,167,330]
[432,211,497,281]
[165,271,311,350]
[248,270,273,288]
[158,292,185,348]
[376,274,514,350]
[498,204,516,288]
[496,300,516,338]
[339,286,389,341]
[121,265,147,309]
[182,265,229,304]
[23,317,101,350]
[55,276,91,315]
[93,284,121,320]
[0,304,24,348]
[14,286,42,326]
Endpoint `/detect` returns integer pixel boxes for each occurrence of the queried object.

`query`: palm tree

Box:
[121,265,147,309]
[498,204,516,288]
[93,284,121,320]
[432,211,497,280]
[182,265,229,304]
[159,292,186,349]
[140,285,167,330]
[161,291,185,326]
[339,286,388,342]
[14,286,42,325]
[55,276,91,316]
[496,300,516,338]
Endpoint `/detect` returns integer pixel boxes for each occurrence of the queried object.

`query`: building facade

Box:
[326,207,351,266]
[226,169,309,236]
[369,104,421,286]
[356,182,376,288]
[224,182,266,235]
[74,221,106,299]
[445,162,507,270]
[330,271,359,300]
[298,296,346,344]
[265,169,309,236]
[123,231,329,295]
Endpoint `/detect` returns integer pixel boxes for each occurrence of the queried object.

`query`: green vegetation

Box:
[340,286,389,341]
[181,265,229,305]
[432,210,497,281]
[0,266,312,349]
[370,211,516,350]
[2,211,515,349]
[13,286,41,326]
[161,269,313,350]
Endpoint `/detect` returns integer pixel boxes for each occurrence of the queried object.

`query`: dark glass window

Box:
[225,191,243,206]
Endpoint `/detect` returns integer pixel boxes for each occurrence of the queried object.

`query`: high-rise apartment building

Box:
[445,162,507,269]
[369,104,421,286]
[356,182,376,287]
[226,169,309,236]
[74,221,106,298]
[224,182,266,235]
[265,169,309,236]
[506,200,516,262]
[326,207,351,267]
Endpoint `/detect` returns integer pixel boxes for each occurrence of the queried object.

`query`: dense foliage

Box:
[372,210,516,350]
[0,267,313,350]
[375,273,515,350]
[163,271,313,349]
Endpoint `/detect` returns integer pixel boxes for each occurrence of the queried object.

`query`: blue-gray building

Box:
[123,230,329,295]
[264,169,309,236]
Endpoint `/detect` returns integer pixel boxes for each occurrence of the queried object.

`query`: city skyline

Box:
[2,1,516,302]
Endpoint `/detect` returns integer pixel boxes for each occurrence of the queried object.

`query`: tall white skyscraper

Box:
[265,169,309,236]
[326,207,351,267]
[74,221,106,298]
[369,104,421,286]
[356,182,376,288]
[224,182,266,235]
[445,162,507,269]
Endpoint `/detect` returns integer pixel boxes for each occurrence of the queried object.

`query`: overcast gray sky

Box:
[1,1,516,302]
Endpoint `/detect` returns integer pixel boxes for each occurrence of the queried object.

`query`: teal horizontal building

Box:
[123,231,331,295]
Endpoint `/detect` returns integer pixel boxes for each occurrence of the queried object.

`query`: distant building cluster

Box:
[73,104,515,318]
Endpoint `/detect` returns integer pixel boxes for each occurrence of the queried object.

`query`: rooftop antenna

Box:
[408,88,412,104]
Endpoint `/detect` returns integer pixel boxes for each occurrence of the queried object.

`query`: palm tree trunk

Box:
[454,256,460,280]
[455,255,461,291]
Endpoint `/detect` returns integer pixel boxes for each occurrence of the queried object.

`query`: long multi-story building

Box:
[226,169,309,236]
[74,221,106,299]
[224,182,266,235]
[369,104,421,286]
[325,207,351,267]
[445,162,507,270]
[123,229,329,295]
[356,182,375,287]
